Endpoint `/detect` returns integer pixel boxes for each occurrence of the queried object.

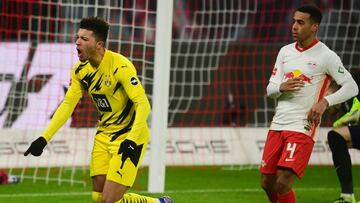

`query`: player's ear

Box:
[311,23,319,33]
[96,41,105,49]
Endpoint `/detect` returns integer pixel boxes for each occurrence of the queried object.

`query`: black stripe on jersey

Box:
[80,71,97,91]
[110,112,136,142]
[101,99,133,126]
[75,62,88,74]
[113,82,122,95]
[113,99,133,125]
[101,113,115,126]
[99,113,104,121]
[91,73,103,92]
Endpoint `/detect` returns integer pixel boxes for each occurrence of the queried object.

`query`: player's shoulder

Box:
[73,61,89,74]
[107,50,134,67]
[314,41,331,51]
[107,50,137,74]
[315,41,340,59]
[282,42,296,49]
[279,42,296,53]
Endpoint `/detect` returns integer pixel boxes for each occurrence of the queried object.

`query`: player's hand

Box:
[280,77,305,92]
[307,99,329,126]
[118,139,143,169]
[24,137,47,156]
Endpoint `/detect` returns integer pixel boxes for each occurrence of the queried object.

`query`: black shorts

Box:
[349,125,360,149]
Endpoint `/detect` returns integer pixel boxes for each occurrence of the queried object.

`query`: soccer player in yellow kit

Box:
[24,17,172,203]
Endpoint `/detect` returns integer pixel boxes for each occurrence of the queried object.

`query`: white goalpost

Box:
[148,0,173,193]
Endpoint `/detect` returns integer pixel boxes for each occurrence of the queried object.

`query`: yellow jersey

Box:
[42,50,151,143]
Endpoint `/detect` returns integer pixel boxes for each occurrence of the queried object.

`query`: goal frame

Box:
[148,0,173,193]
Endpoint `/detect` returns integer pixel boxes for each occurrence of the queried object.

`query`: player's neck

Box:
[89,48,105,68]
[297,36,317,48]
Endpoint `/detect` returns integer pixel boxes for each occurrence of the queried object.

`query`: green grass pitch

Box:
[0,165,359,203]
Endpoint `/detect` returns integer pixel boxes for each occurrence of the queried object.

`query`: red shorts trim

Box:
[260,130,315,178]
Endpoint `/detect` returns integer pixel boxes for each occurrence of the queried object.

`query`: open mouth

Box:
[76,48,84,60]
[76,48,81,56]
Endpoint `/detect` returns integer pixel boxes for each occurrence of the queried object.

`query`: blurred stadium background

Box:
[0,0,359,202]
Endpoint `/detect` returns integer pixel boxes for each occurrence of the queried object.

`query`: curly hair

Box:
[80,17,109,43]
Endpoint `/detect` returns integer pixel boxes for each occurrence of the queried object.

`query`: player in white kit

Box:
[260,5,358,203]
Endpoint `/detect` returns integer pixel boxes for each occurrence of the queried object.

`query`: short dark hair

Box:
[80,17,109,43]
[296,5,322,24]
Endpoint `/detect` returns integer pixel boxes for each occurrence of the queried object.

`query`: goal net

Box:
[1,0,360,187]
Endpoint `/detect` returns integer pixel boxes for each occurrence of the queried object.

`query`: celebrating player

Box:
[24,17,172,203]
[260,5,358,203]
[328,71,360,203]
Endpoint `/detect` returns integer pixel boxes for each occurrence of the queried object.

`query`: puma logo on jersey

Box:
[261,160,266,167]
[116,170,124,178]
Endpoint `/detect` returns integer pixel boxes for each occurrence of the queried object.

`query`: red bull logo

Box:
[284,69,312,83]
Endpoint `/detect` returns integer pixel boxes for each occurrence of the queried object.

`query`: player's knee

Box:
[260,175,275,191]
[275,178,292,194]
[328,130,345,150]
[275,170,294,193]
[92,175,106,192]
[92,191,102,203]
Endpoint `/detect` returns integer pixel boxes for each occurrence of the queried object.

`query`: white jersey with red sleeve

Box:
[268,40,352,139]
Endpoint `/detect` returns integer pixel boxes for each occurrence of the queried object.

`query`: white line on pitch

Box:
[1,187,359,198]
